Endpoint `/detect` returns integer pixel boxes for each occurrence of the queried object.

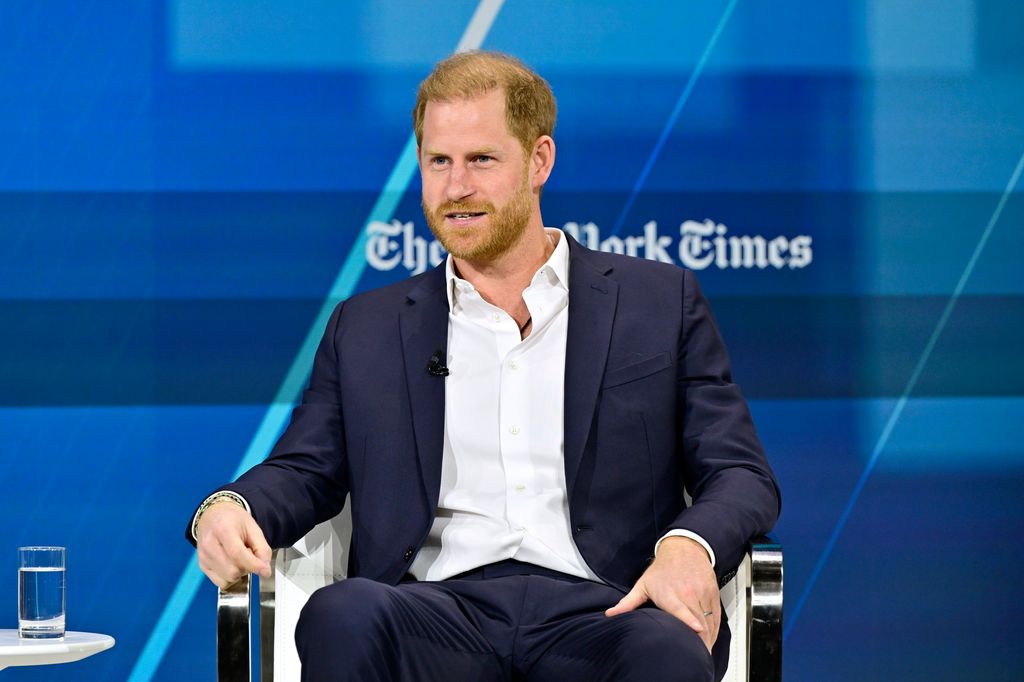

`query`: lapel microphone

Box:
[427,349,450,377]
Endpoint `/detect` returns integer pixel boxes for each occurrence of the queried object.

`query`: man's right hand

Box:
[196,502,272,589]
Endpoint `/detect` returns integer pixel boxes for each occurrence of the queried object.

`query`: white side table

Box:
[0,630,115,670]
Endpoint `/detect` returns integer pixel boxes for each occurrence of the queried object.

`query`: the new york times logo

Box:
[366,219,813,275]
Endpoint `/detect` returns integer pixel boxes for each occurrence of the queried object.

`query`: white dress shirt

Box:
[409,229,602,581]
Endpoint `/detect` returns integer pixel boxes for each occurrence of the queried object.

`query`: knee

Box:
[612,610,714,682]
[296,578,395,646]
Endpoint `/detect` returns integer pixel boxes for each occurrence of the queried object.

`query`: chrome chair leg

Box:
[217,575,251,682]
[259,553,277,682]
[749,536,783,681]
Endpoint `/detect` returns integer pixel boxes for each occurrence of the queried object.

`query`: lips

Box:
[439,203,491,225]
[431,200,495,230]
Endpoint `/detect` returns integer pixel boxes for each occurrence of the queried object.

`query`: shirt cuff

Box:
[190,491,251,542]
[654,530,716,567]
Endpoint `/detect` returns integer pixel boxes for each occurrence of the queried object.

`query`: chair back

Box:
[265,504,351,681]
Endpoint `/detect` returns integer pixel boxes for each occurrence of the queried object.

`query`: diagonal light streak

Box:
[609,0,739,237]
[784,149,1024,641]
[127,2,506,680]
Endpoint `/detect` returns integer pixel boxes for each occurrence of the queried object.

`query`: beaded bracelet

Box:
[191,491,247,540]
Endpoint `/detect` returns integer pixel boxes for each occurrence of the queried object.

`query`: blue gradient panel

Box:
[171,1,480,69]
[867,397,1024,471]
[0,1,1021,680]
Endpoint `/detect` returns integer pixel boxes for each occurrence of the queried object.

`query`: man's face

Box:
[419,89,535,263]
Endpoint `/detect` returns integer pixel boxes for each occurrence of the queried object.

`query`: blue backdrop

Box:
[1,1,1022,679]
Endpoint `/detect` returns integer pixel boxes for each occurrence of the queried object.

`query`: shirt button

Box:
[509,360,519,370]
[514,484,526,492]
[491,313,501,322]
[509,425,521,436]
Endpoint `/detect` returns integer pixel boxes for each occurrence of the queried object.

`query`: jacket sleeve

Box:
[668,270,781,583]
[185,301,350,549]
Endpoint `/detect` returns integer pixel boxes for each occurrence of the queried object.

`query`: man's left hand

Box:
[605,536,720,652]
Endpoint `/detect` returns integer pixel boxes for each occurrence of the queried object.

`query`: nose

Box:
[444,163,474,203]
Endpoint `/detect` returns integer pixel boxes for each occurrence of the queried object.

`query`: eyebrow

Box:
[423,147,501,157]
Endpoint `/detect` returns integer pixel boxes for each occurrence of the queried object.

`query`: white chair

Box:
[217,506,782,682]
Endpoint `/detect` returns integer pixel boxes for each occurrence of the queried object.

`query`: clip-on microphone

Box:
[427,349,450,377]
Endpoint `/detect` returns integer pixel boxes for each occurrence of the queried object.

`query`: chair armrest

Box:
[217,575,251,682]
[749,535,783,682]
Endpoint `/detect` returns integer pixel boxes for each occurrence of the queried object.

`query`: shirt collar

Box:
[445,228,570,310]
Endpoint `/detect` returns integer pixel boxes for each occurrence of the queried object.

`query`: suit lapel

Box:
[399,266,449,512]
[563,237,618,498]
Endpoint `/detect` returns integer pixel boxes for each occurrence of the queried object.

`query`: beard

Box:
[423,173,533,263]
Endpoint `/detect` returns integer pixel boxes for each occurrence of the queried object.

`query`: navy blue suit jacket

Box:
[205,234,779,591]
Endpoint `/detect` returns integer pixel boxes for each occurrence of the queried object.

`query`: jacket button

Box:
[403,547,414,561]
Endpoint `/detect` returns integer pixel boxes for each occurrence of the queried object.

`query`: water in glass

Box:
[18,547,66,639]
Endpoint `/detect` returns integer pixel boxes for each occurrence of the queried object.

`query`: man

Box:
[189,51,779,682]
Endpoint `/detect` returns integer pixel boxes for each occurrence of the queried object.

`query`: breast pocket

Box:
[601,351,672,390]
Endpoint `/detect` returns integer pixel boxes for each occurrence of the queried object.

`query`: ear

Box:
[529,135,556,189]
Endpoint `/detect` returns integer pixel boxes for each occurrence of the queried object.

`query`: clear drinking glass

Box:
[18,546,66,639]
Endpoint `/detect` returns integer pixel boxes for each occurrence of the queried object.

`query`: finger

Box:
[197,548,221,587]
[708,611,721,649]
[696,606,712,651]
[696,595,720,646]
[695,609,715,653]
[198,553,238,590]
[208,542,248,587]
[234,544,267,576]
[222,532,268,577]
[661,597,705,634]
[198,538,237,587]
[604,584,649,617]
[699,626,713,653]
[251,551,272,579]
[244,519,273,578]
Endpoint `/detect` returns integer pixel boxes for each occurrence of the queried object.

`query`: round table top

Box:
[0,630,115,669]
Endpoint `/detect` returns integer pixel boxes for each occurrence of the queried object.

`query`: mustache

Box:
[434,201,495,216]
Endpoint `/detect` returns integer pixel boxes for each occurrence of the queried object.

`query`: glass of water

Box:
[18,546,66,639]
